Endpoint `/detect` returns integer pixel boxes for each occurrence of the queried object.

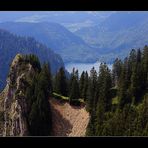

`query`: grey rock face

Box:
[0,54,35,136]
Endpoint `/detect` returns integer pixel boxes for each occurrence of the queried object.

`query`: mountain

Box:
[74,12,148,62]
[0,54,35,135]
[1,12,148,64]
[0,54,53,136]
[99,11,148,31]
[0,22,96,63]
[0,29,64,90]
[0,11,114,31]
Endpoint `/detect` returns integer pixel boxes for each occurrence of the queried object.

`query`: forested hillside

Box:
[53,46,148,136]
[86,46,148,136]
[0,22,95,63]
[0,29,64,90]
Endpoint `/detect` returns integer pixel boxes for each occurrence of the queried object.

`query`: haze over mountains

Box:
[0,29,64,89]
[0,22,95,63]
[0,11,148,64]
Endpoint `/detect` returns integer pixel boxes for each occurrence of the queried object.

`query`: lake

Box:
[65,62,112,75]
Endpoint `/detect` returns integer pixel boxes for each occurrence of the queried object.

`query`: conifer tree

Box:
[28,63,52,136]
[83,71,89,101]
[86,67,97,113]
[142,45,148,90]
[112,58,122,87]
[97,63,112,111]
[118,58,131,108]
[79,71,85,98]
[54,67,68,96]
[69,68,80,105]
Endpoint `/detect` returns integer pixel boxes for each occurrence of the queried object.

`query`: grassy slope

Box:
[52,92,85,104]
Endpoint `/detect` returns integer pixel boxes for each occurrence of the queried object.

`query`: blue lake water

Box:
[65,62,112,75]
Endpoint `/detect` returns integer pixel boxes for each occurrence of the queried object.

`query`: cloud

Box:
[15,14,49,23]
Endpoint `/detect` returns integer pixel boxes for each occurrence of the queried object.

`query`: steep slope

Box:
[0,22,95,63]
[0,29,64,90]
[0,54,37,136]
[50,98,90,136]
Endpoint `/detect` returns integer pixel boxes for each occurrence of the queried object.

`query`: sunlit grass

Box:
[112,96,119,105]
[52,92,85,103]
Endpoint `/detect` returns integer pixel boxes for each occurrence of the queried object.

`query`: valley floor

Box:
[49,98,90,137]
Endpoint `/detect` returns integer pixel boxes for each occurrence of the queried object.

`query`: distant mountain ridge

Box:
[0,12,148,64]
[0,22,96,63]
[74,12,148,62]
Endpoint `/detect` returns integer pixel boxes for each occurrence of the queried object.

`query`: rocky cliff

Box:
[0,54,36,136]
[0,54,89,136]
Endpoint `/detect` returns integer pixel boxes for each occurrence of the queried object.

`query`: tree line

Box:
[86,46,148,136]
[53,46,148,136]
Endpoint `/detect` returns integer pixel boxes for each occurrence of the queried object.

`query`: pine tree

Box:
[69,68,75,95]
[79,71,85,98]
[28,63,52,136]
[83,71,89,101]
[112,58,122,87]
[69,69,80,105]
[54,67,68,96]
[130,49,143,104]
[86,67,97,113]
[142,45,148,90]
[97,63,112,111]
[118,58,131,108]
[69,77,80,105]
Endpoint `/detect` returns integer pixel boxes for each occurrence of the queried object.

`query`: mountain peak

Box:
[1,54,38,136]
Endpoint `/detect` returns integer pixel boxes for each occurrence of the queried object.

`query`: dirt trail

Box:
[50,98,90,137]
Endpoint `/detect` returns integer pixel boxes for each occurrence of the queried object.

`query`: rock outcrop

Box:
[0,54,36,136]
[0,53,90,136]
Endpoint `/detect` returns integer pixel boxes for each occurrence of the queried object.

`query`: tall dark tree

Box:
[28,63,52,136]
[79,71,85,98]
[83,71,89,101]
[86,67,97,113]
[97,63,112,112]
[142,45,148,90]
[54,67,68,96]
[69,68,80,104]
[112,58,122,87]
[118,58,131,108]
[69,68,76,95]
